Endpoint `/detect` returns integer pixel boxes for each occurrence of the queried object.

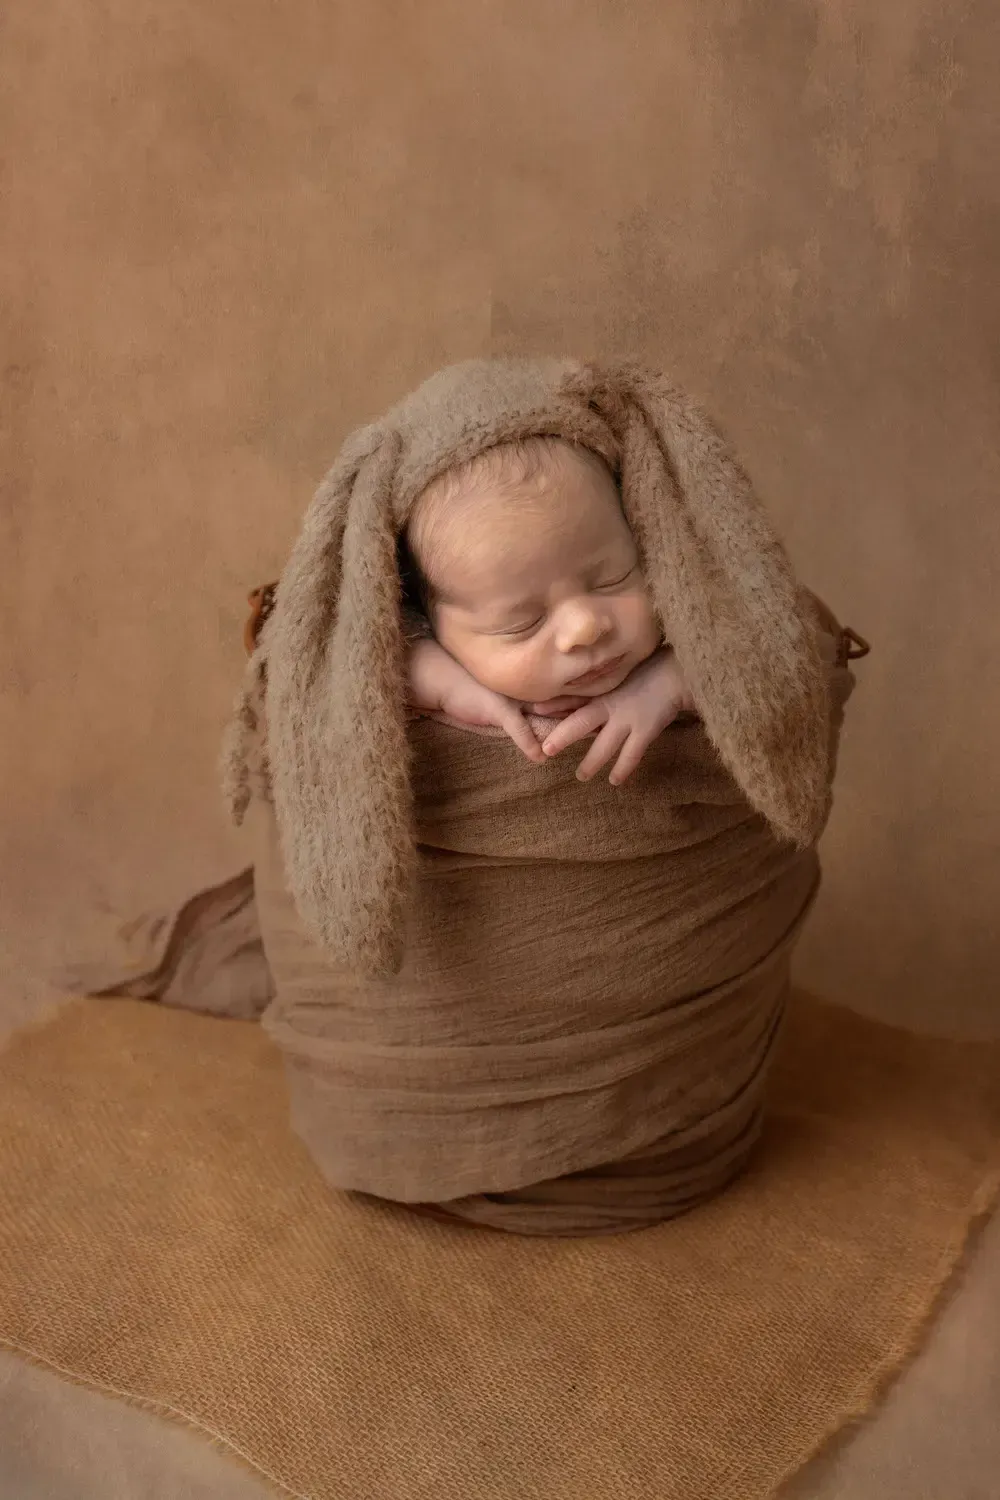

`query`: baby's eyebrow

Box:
[444,586,541,618]
[495,594,542,616]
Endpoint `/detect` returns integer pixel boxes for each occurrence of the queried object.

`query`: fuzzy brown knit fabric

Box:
[226,358,836,980]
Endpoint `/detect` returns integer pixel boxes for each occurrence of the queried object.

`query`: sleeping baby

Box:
[67,358,868,1236]
[400,434,696,777]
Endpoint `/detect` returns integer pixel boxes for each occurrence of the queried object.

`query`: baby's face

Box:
[414,457,663,705]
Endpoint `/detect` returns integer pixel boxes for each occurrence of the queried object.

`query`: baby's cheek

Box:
[618,595,658,645]
[486,642,551,701]
[462,641,517,692]
[641,599,664,644]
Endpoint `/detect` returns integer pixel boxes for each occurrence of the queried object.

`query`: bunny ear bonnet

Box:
[225,358,832,977]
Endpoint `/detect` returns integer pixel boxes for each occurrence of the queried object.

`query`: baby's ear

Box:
[265,428,415,976]
[590,364,833,847]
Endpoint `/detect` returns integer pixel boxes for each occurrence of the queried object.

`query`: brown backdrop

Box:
[2,0,998,1033]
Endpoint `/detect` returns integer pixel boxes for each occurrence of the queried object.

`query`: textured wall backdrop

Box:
[2,0,997,1030]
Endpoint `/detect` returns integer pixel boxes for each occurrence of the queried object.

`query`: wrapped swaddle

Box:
[68,358,866,1234]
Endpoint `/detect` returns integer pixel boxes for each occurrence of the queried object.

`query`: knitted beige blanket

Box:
[2,992,997,1500]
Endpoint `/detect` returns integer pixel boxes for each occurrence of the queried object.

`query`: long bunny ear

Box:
[592,365,833,846]
[265,429,413,976]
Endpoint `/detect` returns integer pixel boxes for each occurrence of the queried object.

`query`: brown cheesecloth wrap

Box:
[80,358,865,1233]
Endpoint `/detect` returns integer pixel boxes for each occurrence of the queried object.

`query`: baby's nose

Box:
[554,600,609,653]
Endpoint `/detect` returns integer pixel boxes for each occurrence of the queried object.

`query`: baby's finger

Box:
[575,722,630,782]
[502,709,547,764]
[541,702,607,757]
[608,731,653,786]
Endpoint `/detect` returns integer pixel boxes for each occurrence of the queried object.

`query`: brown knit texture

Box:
[1,995,997,1500]
[243,357,834,977]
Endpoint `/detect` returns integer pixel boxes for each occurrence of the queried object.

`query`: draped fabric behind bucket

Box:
[0,994,997,1500]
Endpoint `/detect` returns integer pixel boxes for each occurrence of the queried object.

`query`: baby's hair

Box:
[401,435,617,618]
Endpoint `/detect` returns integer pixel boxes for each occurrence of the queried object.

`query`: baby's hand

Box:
[407,639,546,764]
[539,649,694,785]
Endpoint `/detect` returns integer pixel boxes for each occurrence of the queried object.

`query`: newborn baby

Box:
[402,436,696,784]
[72,357,863,1236]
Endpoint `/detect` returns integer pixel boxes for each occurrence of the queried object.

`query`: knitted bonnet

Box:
[225,357,833,977]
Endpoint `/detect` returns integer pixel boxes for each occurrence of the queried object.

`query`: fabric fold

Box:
[58,869,274,1021]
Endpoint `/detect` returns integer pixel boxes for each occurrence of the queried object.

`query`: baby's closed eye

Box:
[498,616,545,639]
[594,566,637,591]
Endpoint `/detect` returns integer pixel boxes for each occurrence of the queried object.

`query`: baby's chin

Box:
[503,646,659,709]
[562,656,638,699]
[585,661,635,694]
[518,659,638,712]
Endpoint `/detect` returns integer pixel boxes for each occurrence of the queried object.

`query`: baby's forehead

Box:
[408,438,622,563]
[414,499,554,600]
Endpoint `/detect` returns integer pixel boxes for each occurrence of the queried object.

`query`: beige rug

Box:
[0,995,996,1500]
